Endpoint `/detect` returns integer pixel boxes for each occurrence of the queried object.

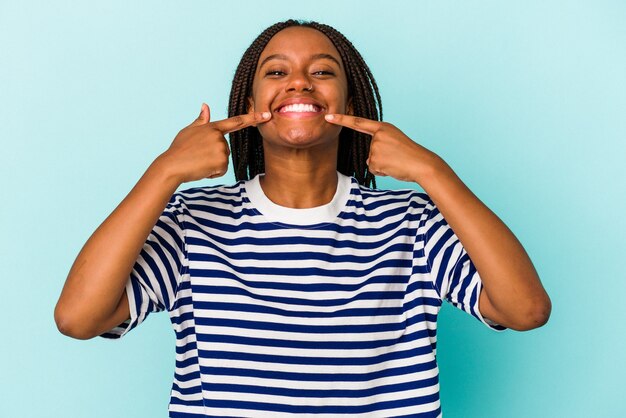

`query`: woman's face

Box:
[249,26,350,149]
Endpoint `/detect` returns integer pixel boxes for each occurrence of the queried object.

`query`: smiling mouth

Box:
[275,103,325,118]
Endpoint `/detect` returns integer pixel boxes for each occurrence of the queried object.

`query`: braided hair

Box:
[228,19,382,188]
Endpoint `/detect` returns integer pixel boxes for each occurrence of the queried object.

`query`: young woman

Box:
[55,19,551,418]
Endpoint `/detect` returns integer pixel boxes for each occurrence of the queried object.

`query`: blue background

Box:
[1,1,624,417]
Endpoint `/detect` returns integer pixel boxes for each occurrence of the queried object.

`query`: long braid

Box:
[227,19,382,188]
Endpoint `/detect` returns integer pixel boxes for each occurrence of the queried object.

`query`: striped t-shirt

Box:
[101,171,506,417]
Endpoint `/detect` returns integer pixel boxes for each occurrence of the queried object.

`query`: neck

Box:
[259,144,339,209]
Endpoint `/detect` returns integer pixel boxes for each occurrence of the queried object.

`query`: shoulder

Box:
[354,181,433,213]
[168,179,247,214]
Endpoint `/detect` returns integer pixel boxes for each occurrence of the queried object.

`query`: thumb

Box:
[193,103,210,126]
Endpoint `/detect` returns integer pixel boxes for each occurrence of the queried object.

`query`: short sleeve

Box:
[99,193,188,339]
[419,196,507,332]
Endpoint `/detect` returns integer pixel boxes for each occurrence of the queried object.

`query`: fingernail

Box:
[262,112,271,119]
[325,114,334,121]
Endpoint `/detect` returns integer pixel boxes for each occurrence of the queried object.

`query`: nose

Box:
[285,70,313,92]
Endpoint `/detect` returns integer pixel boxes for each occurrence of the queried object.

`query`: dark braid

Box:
[228,19,382,188]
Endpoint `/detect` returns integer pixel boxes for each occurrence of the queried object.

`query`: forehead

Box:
[258,26,343,67]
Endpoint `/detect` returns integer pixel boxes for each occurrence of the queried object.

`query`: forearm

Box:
[54,156,181,337]
[53,104,263,338]
[416,154,551,327]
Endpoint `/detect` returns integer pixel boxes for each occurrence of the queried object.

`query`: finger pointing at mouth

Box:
[213,112,272,134]
[324,114,382,135]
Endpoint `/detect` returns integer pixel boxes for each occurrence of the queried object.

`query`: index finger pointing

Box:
[324,114,381,135]
[212,112,271,134]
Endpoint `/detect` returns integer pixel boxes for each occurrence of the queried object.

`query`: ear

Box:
[346,97,354,116]
[247,97,255,114]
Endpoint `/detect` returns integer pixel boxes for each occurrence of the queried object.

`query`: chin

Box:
[260,127,324,148]
[259,124,341,149]
[281,128,319,145]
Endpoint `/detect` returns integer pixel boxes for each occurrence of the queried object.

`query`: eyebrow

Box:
[258,53,342,69]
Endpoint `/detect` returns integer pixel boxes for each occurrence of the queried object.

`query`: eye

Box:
[265,70,286,77]
[313,70,335,76]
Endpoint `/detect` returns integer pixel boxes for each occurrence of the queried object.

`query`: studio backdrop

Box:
[0,1,624,417]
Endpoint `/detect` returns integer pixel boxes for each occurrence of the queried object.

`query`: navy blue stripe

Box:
[146,239,175,309]
[194,271,408,292]
[176,341,198,355]
[176,324,196,339]
[199,341,433,366]
[169,397,205,408]
[430,230,457,300]
[359,193,422,211]
[199,391,440,415]
[132,260,165,312]
[191,258,411,278]
[187,228,415,249]
[175,356,199,370]
[169,411,210,418]
[190,285,405,307]
[186,195,244,208]
[198,360,437,382]
[395,407,441,418]
[196,327,434,351]
[361,187,422,198]
[194,316,406,334]
[128,279,143,333]
[172,382,204,396]
[467,262,481,318]
[154,212,185,268]
[190,251,414,269]
[174,370,201,383]
[171,310,194,326]
[187,214,416,236]
[191,300,405,318]
[187,205,259,221]
[403,295,441,314]
[339,201,424,223]
[405,279,438,293]
[187,241,414,263]
[201,375,439,398]
[449,252,470,306]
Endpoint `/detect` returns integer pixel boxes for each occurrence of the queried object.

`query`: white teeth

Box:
[279,103,319,113]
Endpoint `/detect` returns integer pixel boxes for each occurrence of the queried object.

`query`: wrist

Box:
[415,153,462,200]
[413,151,449,185]
[148,154,183,189]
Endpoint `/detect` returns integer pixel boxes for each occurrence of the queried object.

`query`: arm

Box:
[417,154,551,331]
[325,114,552,331]
[54,159,181,339]
[54,104,271,340]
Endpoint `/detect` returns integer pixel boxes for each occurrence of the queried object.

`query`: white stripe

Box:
[195,335,436,366]
[197,351,436,376]
[191,292,405,312]
[199,384,439,407]
[197,367,438,392]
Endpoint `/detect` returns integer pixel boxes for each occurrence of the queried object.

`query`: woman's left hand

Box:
[324,114,441,184]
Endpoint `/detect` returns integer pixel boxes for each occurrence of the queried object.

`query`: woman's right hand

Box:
[55,103,272,340]
[157,103,271,184]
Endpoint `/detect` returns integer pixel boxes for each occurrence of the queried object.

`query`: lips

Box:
[274,97,325,114]
[279,103,322,113]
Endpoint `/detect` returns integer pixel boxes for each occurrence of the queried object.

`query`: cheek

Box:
[256,123,273,138]
[331,83,350,113]
[250,83,275,111]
